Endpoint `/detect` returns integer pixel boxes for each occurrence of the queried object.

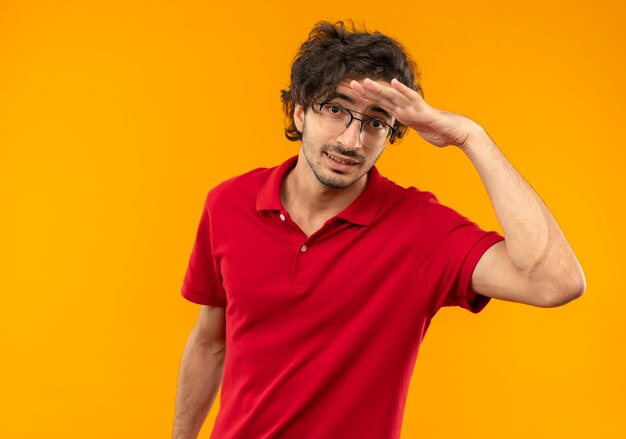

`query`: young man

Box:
[172,21,585,439]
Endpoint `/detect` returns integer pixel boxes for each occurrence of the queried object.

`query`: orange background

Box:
[1,0,624,437]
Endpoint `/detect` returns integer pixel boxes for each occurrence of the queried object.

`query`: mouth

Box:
[325,152,359,166]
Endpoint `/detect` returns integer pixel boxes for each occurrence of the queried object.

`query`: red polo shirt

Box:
[182,156,503,439]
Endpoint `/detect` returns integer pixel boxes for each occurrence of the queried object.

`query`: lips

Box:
[325,152,359,166]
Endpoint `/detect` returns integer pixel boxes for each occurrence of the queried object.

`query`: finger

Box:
[348,80,395,110]
[391,78,425,104]
[352,78,411,110]
[362,78,409,103]
[349,79,368,97]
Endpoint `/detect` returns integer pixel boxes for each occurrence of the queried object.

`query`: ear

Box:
[294,104,304,133]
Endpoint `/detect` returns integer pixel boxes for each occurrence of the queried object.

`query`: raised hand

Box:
[349,78,484,149]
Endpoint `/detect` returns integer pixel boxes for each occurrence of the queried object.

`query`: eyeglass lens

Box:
[316,103,392,147]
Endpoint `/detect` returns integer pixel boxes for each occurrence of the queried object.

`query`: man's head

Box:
[281,20,422,144]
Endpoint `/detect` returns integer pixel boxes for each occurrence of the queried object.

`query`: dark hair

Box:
[281,20,422,143]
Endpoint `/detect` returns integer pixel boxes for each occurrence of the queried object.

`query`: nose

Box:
[335,119,363,149]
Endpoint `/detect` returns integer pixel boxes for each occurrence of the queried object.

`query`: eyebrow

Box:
[333,92,393,121]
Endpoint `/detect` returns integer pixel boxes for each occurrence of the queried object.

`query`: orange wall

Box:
[1,0,624,437]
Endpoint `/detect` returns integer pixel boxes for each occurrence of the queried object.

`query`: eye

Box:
[322,103,347,118]
[365,119,387,131]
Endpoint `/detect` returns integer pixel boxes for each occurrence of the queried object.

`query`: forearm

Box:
[172,327,225,439]
[462,128,585,297]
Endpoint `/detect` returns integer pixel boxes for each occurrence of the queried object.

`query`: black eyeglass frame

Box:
[314,102,398,145]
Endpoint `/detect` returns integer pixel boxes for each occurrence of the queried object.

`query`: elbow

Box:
[539,269,586,308]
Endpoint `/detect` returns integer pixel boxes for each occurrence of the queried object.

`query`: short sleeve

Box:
[418,194,504,315]
[181,192,227,307]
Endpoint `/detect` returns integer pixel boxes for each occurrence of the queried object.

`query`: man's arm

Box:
[173,305,226,439]
[461,132,584,307]
[350,78,586,307]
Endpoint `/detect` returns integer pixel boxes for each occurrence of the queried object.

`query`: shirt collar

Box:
[256,155,388,226]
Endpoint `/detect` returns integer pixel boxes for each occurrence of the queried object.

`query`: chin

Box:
[315,169,366,190]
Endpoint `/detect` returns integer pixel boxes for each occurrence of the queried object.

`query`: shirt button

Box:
[279,213,286,221]
[300,245,307,252]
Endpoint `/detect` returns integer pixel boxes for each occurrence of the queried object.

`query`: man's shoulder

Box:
[204,166,268,206]
[376,176,472,234]
[379,173,439,212]
[206,156,297,206]
[212,166,270,193]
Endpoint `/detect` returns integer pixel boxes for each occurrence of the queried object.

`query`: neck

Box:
[281,154,368,235]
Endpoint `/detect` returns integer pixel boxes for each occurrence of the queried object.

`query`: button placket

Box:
[290,237,313,289]
[289,219,342,290]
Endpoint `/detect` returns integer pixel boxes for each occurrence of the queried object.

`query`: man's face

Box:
[294,81,394,190]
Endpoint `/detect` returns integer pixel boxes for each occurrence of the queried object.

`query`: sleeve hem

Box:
[455,232,505,313]
[181,283,227,307]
